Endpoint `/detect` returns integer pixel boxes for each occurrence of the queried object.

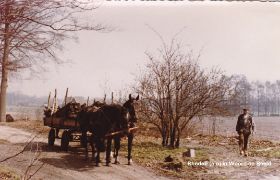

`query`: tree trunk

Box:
[169,124,176,148]
[161,128,167,146]
[175,127,180,148]
[0,7,10,122]
[165,124,169,146]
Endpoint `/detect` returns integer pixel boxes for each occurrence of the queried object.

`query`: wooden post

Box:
[47,92,51,109]
[111,92,114,104]
[87,96,89,107]
[54,89,57,112]
[51,89,57,115]
[103,94,106,104]
[64,88,68,106]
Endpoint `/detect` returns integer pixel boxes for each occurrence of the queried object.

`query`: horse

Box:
[78,94,138,166]
[78,101,129,166]
[113,94,139,165]
[78,101,104,160]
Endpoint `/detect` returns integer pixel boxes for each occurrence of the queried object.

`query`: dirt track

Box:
[0,125,169,180]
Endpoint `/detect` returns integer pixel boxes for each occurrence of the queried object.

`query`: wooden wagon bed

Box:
[43,117,80,130]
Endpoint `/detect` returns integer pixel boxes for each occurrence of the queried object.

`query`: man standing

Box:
[236,108,255,156]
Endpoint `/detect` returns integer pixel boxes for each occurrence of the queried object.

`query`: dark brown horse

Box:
[78,101,105,160]
[78,102,129,166]
[113,94,139,165]
[78,94,139,166]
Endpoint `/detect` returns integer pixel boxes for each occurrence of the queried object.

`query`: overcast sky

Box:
[9,1,280,98]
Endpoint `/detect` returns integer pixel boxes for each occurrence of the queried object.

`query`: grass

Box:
[251,147,280,158]
[0,165,20,180]
[0,139,9,144]
[119,136,210,178]
[249,139,280,158]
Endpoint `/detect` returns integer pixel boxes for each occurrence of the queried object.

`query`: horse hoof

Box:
[114,160,120,164]
[106,163,111,167]
[95,163,100,167]
[128,159,133,165]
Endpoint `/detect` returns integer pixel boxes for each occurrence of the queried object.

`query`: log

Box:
[105,127,138,137]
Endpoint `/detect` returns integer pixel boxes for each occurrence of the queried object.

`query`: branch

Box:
[0,135,37,163]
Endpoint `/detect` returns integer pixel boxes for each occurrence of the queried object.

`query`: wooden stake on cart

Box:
[47,92,51,109]
[87,96,89,107]
[64,88,68,106]
[111,92,114,104]
[51,89,57,115]
[103,94,106,104]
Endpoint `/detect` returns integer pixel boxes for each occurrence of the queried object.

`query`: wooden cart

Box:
[43,116,82,151]
[43,116,138,151]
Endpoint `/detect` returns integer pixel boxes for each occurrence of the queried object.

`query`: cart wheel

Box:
[48,128,55,146]
[61,130,70,151]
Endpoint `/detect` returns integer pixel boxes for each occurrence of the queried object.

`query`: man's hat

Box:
[243,108,249,111]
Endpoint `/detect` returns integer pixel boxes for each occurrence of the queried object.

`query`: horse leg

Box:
[81,131,88,160]
[55,128,60,138]
[128,132,134,165]
[94,137,101,166]
[95,150,100,166]
[113,136,121,164]
[90,135,95,162]
[106,137,112,166]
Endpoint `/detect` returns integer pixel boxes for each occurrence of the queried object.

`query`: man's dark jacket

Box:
[236,113,255,133]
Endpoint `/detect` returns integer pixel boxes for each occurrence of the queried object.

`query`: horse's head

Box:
[123,94,139,126]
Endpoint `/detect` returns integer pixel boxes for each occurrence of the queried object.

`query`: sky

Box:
[9,1,280,98]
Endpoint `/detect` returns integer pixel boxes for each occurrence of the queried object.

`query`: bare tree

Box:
[227,75,252,114]
[0,0,106,121]
[136,39,232,147]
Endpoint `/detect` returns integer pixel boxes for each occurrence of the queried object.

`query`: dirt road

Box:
[0,125,169,180]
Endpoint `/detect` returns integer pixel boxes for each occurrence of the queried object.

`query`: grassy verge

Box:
[0,139,9,144]
[0,165,20,180]
[119,136,210,178]
[198,134,280,159]
[249,139,280,158]
[251,148,280,158]
[251,144,280,158]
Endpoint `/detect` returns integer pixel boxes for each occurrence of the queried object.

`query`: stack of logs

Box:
[44,88,81,119]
